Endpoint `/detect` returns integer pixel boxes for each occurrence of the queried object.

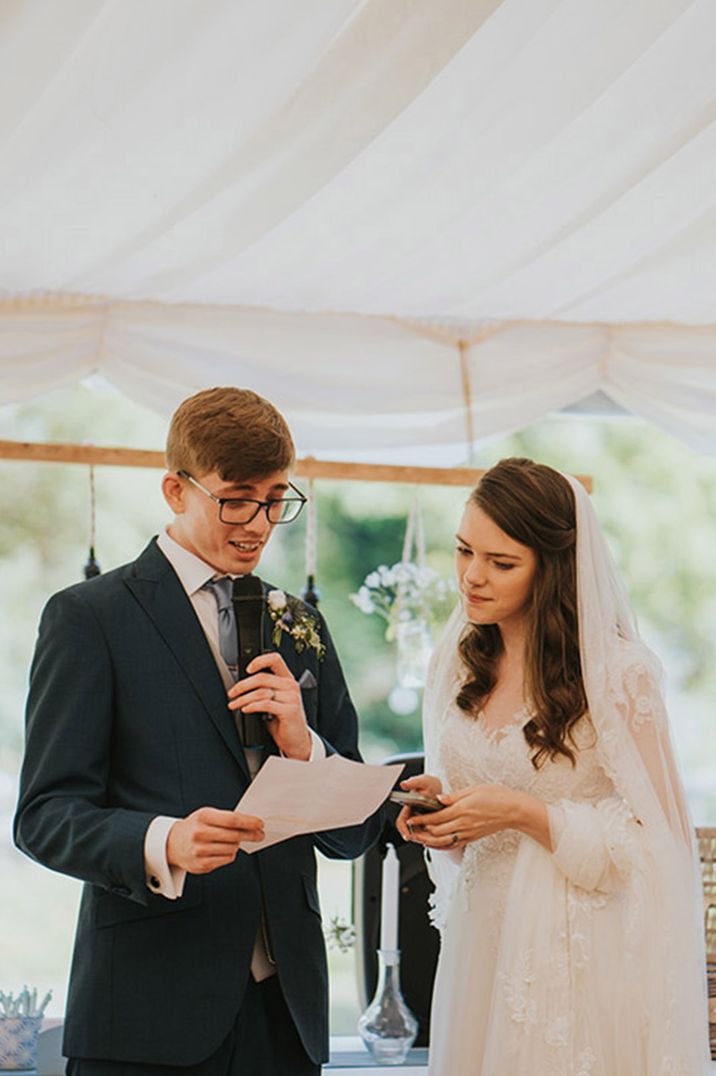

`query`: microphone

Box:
[231,575,271,753]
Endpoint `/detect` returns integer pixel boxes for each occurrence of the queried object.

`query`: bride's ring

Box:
[451,832,459,845]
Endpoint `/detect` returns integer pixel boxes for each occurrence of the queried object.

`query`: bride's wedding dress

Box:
[430,701,641,1074]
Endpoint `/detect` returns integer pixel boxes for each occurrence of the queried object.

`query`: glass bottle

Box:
[358,948,418,1065]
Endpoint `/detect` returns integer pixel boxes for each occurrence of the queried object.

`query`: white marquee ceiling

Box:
[0,0,714,457]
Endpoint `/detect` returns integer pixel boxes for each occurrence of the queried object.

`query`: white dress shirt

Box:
[143,529,325,978]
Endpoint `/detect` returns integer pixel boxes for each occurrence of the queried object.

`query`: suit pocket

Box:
[302,872,322,919]
[94,878,203,928]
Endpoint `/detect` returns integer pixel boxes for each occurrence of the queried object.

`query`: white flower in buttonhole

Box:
[267,589,287,612]
[266,589,326,659]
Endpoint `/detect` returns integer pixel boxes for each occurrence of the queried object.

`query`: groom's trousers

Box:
[65,976,321,1076]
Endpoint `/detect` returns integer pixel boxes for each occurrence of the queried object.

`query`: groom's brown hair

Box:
[166,386,295,482]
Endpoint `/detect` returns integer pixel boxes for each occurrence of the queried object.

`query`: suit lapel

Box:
[125,541,249,778]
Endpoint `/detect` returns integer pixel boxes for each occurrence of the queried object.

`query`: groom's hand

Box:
[167,807,264,874]
[227,652,313,761]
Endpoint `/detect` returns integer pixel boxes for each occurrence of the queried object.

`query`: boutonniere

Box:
[267,590,326,660]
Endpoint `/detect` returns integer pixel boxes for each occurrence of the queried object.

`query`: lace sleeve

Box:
[547,655,694,894]
[547,796,639,893]
[610,659,693,848]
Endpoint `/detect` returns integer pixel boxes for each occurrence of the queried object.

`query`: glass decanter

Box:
[358,948,418,1065]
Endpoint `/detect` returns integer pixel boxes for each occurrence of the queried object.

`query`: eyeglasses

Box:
[177,470,307,525]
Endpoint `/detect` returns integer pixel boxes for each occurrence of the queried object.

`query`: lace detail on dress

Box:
[440,703,616,908]
[566,886,609,972]
[608,655,668,733]
[440,704,613,805]
[499,949,538,1031]
[575,1046,597,1075]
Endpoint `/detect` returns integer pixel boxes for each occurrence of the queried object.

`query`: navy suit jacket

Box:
[14,539,382,1066]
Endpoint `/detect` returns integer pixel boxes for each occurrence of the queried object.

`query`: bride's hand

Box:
[394,773,443,843]
[408,784,517,850]
[401,774,443,798]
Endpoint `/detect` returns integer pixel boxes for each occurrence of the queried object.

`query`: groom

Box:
[14,386,382,1075]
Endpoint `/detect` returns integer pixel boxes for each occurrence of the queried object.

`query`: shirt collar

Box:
[156,529,243,597]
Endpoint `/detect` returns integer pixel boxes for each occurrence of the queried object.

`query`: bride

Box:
[396,457,709,1075]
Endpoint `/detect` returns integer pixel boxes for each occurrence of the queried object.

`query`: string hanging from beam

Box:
[301,477,321,608]
[83,462,101,579]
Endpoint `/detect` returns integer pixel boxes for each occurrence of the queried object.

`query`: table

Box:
[326,1036,427,1072]
[36,1026,429,1074]
[34,1025,716,1073]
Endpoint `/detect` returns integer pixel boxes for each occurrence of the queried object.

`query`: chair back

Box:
[696,827,716,1060]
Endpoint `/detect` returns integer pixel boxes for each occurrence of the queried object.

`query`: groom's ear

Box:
[161,471,186,514]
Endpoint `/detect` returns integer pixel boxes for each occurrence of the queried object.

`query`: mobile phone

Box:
[389,790,442,814]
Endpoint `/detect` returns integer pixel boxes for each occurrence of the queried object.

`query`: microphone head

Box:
[232,574,263,602]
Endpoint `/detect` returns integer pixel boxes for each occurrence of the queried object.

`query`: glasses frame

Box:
[177,470,307,525]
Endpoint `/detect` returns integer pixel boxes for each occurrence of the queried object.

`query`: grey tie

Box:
[204,577,239,682]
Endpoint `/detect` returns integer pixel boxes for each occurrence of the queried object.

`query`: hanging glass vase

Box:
[393,500,432,688]
[358,948,418,1065]
[395,616,432,688]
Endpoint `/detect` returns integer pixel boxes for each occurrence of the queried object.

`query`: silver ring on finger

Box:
[451,832,459,845]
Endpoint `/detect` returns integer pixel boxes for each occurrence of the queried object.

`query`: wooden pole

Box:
[458,339,475,465]
[0,438,593,491]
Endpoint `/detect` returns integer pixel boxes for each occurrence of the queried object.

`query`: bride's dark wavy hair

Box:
[456,457,588,768]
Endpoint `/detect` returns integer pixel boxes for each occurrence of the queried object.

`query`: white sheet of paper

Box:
[235,754,403,853]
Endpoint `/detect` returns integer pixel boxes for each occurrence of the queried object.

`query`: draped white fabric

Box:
[0,0,715,456]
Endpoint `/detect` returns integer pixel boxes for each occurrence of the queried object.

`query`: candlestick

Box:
[380,843,400,952]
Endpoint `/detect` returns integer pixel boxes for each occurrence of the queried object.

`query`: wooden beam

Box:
[0,438,592,491]
[0,439,163,469]
[296,457,494,487]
